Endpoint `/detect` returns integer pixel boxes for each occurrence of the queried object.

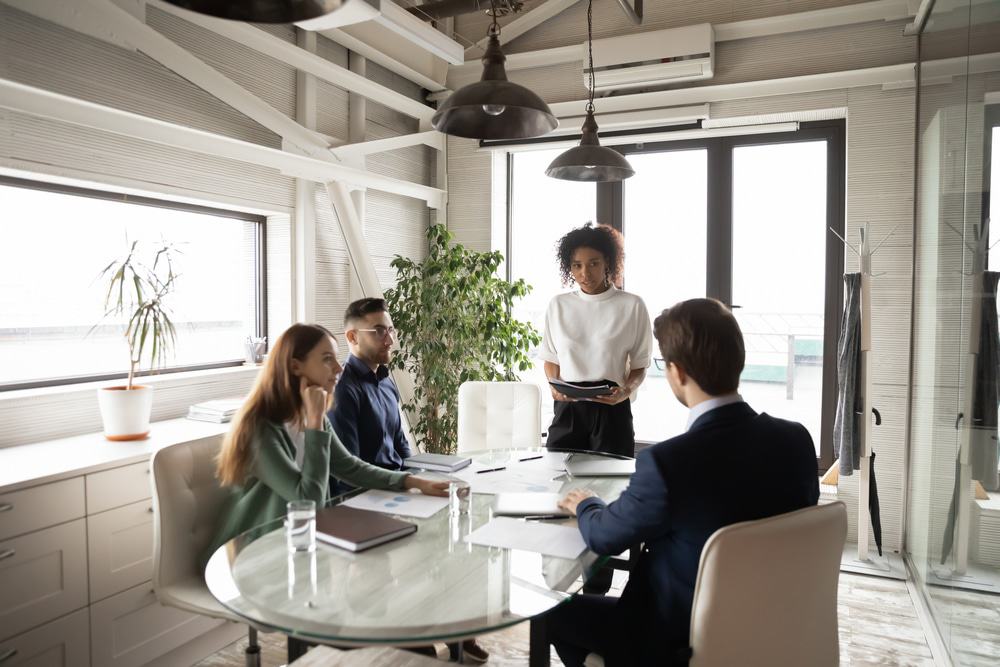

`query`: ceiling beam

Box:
[331,131,445,160]
[465,0,582,57]
[0,78,446,208]
[150,0,435,123]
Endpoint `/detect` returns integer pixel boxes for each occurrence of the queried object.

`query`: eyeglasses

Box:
[355,326,397,340]
[653,358,667,371]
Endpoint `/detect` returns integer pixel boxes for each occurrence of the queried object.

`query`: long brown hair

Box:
[217,323,336,486]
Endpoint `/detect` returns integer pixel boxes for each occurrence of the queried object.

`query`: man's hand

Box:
[404,476,450,497]
[558,488,598,516]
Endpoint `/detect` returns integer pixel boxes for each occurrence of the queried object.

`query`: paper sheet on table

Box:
[449,457,563,495]
[340,489,448,519]
[464,516,587,559]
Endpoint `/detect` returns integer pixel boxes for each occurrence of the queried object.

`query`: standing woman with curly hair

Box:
[540,223,653,458]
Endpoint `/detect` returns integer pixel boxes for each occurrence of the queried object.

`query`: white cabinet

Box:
[89,582,227,667]
[87,500,154,603]
[0,520,88,641]
[0,608,89,667]
[0,478,85,542]
[85,463,151,515]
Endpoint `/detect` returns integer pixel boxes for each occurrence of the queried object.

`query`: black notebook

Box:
[548,379,614,399]
[315,505,417,552]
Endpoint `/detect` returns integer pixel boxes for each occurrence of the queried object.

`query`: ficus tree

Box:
[385,224,539,454]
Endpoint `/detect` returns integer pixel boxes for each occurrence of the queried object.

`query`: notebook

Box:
[315,505,417,552]
[404,452,472,472]
[493,492,570,517]
[548,379,613,399]
[565,458,636,477]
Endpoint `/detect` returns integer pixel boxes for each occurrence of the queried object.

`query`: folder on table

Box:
[315,505,416,552]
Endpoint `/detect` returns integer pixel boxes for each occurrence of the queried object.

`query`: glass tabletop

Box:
[204,448,632,645]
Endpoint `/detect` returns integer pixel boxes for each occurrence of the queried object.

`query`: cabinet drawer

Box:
[87,500,154,602]
[86,462,151,515]
[90,581,226,667]
[0,520,88,641]
[0,608,89,667]
[0,479,85,542]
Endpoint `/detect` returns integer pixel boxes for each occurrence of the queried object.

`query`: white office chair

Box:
[688,501,847,667]
[151,437,266,665]
[457,381,542,453]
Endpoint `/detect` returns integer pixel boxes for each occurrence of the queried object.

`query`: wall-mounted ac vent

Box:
[584,23,714,92]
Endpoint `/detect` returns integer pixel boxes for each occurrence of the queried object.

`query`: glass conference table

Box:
[205,448,633,666]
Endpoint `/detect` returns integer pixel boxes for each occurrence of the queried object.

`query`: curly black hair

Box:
[556,223,625,287]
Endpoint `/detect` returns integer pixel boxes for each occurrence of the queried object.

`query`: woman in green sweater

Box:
[206,323,448,562]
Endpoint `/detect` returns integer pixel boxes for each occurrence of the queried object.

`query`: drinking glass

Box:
[286,499,316,553]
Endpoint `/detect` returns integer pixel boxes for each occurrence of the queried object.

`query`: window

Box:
[506,121,845,470]
[0,177,266,389]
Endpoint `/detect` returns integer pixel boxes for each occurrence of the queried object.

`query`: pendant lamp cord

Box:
[489,0,500,37]
[586,0,595,114]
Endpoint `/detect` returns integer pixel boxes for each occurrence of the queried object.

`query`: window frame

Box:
[506,120,846,472]
[0,175,268,392]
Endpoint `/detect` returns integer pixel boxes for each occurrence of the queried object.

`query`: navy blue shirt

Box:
[329,355,413,482]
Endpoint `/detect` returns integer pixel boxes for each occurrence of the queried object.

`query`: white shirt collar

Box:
[686,393,743,431]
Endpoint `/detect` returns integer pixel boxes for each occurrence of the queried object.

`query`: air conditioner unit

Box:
[584,23,714,92]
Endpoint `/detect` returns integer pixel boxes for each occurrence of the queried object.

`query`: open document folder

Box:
[465,517,586,559]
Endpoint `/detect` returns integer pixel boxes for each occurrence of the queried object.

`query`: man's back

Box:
[578,401,818,661]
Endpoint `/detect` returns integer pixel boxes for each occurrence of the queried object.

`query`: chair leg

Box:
[244,627,261,667]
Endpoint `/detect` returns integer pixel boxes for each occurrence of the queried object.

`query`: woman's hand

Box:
[404,476,450,497]
[550,384,576,403]
[300,376,328,431]
[590,385,630,405]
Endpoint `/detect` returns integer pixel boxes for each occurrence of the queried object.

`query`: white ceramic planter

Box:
[97,385,154,441]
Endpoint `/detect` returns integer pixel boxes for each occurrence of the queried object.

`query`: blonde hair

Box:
[216,323,335,486]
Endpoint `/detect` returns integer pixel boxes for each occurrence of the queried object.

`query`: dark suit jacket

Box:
[575,401,819,664]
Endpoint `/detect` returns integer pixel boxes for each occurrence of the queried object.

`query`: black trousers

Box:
[546,594,624,667]
[545,384,635,458]
[547,387,634,594]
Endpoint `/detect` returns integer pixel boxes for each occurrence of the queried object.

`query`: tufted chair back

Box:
[457,381,542,453]
[150,436,238,619]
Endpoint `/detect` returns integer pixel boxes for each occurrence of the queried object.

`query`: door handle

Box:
[0,504,12,513]
[0,549,14,561]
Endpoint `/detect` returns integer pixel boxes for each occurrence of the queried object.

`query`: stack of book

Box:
[187,398,243,423]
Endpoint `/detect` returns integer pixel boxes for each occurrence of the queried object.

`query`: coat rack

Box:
[830,222,898,562]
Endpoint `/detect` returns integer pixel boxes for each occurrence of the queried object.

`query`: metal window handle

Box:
[0,549,15,561]
[0,503,12,513]
[0,648,18,662]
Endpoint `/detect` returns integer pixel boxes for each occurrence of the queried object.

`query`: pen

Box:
[523,514,569,521]
[518,455,544,462]
[476,466,507,474]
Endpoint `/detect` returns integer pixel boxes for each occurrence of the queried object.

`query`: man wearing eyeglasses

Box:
[329,298,412,483]
[328,297,492,664]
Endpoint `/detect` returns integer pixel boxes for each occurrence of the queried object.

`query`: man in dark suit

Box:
[547,298,820,666]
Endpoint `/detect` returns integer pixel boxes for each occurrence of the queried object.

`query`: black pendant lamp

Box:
[431,0,557,140]
[546,0,634,182]
[161,0,345,23]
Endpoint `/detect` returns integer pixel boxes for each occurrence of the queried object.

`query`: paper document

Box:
[465,517,587,559]
[340,489,448,519]
[449,459,563,495]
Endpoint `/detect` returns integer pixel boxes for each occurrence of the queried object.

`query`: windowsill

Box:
[0,364,260,403]
[0,415,232,493]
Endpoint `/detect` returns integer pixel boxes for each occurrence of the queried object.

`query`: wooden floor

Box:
[197,572,1000,666]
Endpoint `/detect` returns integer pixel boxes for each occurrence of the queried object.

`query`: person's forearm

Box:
[544,361,561,380]
[623,367,646,393]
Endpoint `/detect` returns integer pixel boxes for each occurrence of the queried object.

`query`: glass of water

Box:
[449,480,471,516]
[286,499,316,553]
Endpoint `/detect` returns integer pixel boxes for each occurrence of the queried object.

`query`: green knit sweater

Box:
[204,418,409,565]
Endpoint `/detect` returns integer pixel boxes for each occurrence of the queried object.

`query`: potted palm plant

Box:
[93,240,179,440]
